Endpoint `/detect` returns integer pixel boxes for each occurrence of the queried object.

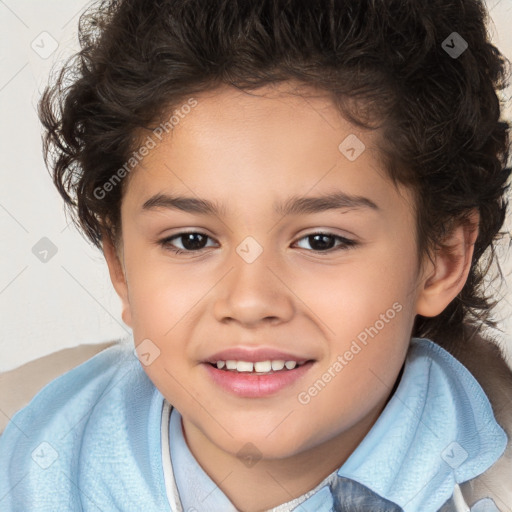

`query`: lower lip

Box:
[203,361,315,398]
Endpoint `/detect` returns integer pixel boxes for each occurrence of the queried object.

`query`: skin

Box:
[102,82,479,511]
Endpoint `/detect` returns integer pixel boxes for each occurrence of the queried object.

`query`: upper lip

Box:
[204,347,313,364]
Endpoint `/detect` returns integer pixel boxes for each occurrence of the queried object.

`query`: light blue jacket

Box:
[0,335,508,511]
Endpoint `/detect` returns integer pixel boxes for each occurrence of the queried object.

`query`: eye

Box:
[293,232,358,252]
[158,231,358,255]
[159,231,216,255]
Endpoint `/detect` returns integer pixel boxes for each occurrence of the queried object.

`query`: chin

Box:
[219,428,314,461]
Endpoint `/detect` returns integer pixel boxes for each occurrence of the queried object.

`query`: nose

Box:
[212,248,295,328]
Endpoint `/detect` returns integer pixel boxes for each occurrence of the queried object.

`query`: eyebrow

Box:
[141,191,380,217]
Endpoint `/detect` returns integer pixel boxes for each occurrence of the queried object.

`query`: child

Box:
[1,0,511,510]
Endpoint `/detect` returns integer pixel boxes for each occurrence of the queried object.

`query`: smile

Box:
[203,360,315,397]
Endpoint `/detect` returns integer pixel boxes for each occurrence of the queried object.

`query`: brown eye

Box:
[159,232,215,254]
[294,233,357,253]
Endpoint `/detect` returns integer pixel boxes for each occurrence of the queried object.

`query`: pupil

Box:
[310,234,334,250]
[183,233,206,250]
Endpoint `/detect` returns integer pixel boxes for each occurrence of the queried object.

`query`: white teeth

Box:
[214,359,305,372]
[236,361,254,372]
[254,361,272,372]
[271,360,285,371]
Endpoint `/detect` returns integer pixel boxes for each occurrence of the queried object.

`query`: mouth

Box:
[202,358,316,397]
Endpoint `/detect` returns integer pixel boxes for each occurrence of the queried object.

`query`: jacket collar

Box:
[334,337,507,510]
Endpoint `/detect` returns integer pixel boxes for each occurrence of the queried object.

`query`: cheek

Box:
[295,315,411,449]
[292,251,415,332]
[126,256,203,335]
[290,253,415,403]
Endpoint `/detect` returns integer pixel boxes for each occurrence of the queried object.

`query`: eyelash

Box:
[158,231,358,255]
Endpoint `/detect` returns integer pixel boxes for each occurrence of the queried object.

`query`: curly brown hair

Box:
[37,0,511,348]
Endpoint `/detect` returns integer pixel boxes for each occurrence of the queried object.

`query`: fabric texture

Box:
[0,334,508,511]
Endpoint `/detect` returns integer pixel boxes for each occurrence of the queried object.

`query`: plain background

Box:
[1,0,511,372]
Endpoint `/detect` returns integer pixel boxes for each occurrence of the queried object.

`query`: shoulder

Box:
[0,338,169,510]
[440,327,512,436]
[434,327,512,509]
[417,327,512,444]
[0,341,118,435]
[0,339,137,441]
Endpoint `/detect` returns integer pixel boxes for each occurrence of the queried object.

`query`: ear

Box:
[415,209,480,317]
[101,230,133,327]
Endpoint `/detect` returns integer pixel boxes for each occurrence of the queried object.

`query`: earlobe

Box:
[101,231,133,327]
[415,210,479,318]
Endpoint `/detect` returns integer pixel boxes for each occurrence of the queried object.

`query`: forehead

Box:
[162,83,372,153]
[122,83,413,217]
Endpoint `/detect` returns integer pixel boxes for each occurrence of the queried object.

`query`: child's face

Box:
[107,83,430,463]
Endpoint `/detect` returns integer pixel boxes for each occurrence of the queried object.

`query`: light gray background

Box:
[1,0,511,372]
